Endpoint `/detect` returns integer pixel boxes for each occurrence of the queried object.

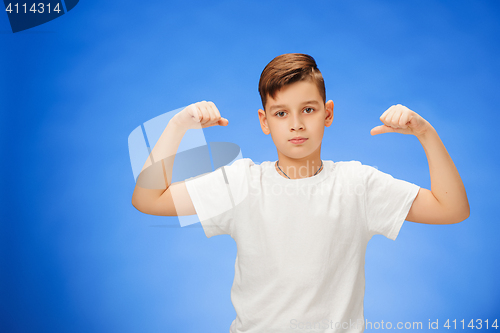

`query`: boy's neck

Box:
[275,154,323,179]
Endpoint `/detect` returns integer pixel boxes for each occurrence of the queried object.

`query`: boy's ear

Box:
[325,100,334,127]
[258,108,271,135]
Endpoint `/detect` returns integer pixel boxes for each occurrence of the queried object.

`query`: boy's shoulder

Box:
[335,160,387,179]
[225,157,257,171]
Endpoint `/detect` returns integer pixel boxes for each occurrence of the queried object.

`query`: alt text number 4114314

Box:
[442,319,498,330]
[5,3,62,14]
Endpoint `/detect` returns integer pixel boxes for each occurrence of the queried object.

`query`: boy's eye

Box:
[274,108,314,117]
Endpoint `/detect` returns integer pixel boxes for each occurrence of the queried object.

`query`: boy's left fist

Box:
[370,104,431,136]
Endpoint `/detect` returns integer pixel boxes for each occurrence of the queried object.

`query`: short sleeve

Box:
[361,164,420,240]
[184,158,251,238]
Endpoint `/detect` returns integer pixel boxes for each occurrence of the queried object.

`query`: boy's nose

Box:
[290,115,305,131]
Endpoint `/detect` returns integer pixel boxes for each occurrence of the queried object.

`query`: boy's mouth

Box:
[289,137,308,144]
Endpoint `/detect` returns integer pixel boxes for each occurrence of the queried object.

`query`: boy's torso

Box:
[227,160,368,332]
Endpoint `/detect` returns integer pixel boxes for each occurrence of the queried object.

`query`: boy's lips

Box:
[289,137,308,144]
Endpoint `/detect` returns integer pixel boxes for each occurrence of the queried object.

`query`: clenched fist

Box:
[173,101,229,130]
[371,104,431,137]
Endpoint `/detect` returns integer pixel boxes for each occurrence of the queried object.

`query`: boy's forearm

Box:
[132,116,188,201]
[416,126,470,220]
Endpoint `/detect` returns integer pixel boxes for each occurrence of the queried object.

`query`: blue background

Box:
[1,1,499,332]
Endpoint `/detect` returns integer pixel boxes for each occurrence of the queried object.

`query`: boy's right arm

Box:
[131,101,229,216]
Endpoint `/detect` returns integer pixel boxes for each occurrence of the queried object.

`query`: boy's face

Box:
[258,80,334,161]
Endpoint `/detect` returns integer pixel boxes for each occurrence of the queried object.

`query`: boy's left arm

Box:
[371,104,470,224]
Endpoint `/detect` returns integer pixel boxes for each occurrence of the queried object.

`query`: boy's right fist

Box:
[173,101,229,130]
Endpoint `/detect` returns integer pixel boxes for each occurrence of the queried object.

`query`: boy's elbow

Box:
[132,199,150,215]
[459,204,471,223]
[459,200,471,222]
[131,194,145,213]
[131,196,140,211]
[446,204,470,224]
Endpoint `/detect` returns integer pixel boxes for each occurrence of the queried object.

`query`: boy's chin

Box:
[277,151,314,161]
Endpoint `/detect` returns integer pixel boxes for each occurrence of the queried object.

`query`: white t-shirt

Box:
[185,158,420,333]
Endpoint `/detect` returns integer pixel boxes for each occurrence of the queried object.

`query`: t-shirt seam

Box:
[361,165,372,238]
[187,180,214,238]
[387,184,420,240]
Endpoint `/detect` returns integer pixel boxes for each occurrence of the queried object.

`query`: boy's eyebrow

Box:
[268,100,321,111]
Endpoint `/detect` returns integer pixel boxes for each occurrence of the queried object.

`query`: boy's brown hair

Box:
[258,53,326,110]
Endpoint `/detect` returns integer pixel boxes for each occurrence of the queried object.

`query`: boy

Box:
[131,53,469,332]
